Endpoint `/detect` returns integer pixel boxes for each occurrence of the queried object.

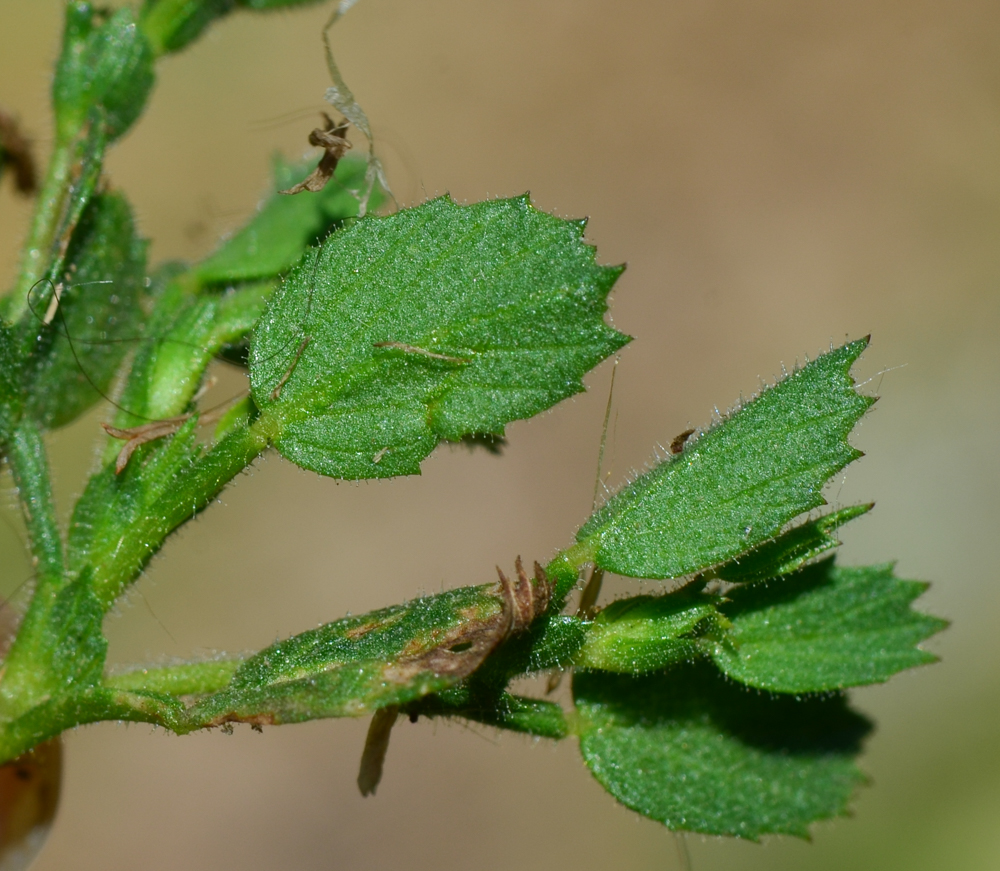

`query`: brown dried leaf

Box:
[280,114,352,195]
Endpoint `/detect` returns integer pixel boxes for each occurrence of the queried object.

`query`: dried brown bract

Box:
[280,113,352,195]
[670,427,696,454]
[0,110,37,196]
[384,557,553,686]
[499,556,552,634]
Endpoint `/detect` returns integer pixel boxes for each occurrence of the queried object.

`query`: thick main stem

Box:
[0,420,65,718]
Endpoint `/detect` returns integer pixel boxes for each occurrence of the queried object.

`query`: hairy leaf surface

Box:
[574,666,870,838]
[184,584,508,728]
[250,194,627,478]
[577,338,873,579]
[711,560,947,692]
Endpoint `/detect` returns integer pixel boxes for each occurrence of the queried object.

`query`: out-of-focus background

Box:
[1,1,998,868]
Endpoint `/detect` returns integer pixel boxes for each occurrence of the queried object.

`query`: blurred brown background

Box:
[1,1,999,868]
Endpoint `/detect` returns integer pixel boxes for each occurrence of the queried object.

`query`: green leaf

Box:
[415,688,569,739]
[195,155,382,286]
[46,572,108,691]
[140,0,328,56]
[105,660,241,696]
[53,5,155,142]
[577,338,873,579]
[574,593,723,674]
[69,417,268,608]
[140,0,238,55]
[710,560,947,693]
[716,503,872,584]
[182,584,509,729]
[250,194,628,479]
[23,193,146,430]
[573,665,871,839]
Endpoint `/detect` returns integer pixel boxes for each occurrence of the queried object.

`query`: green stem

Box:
[7,137,75,322]
[91,415,272,609]
[6,418,63,586]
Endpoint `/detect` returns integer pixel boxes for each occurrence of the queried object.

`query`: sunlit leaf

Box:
[577,338,873,579]
[250,194,627,479]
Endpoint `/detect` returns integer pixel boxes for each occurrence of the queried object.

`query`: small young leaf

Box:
[140,0,328,56]
[573,665,871,839]
[577,338,873,579]
[716,503,872,584]
[710,560,947,693]
[250,194,628,479]
[574,594,723,674]
[68,418,202,601]
[68,417,268,609]
[53,5,155,142]
[109,280,270,431]
[24,193,146,430]
[195,155,381,286]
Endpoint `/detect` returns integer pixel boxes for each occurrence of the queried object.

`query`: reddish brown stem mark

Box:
[102,395,237,474]
[372,341,470,364]
[384,558,552,687]
[103,417,192,474]
[270,336,310,401]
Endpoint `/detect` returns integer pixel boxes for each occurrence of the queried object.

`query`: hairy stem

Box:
[7,138,75,322]
[91,416,272,609]
[6,418,62,586]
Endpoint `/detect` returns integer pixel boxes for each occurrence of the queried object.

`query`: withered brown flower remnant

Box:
[280,113,351,195]
[359,558,553,795]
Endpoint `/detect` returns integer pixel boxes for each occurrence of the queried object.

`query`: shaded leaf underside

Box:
[574,665,871,839]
